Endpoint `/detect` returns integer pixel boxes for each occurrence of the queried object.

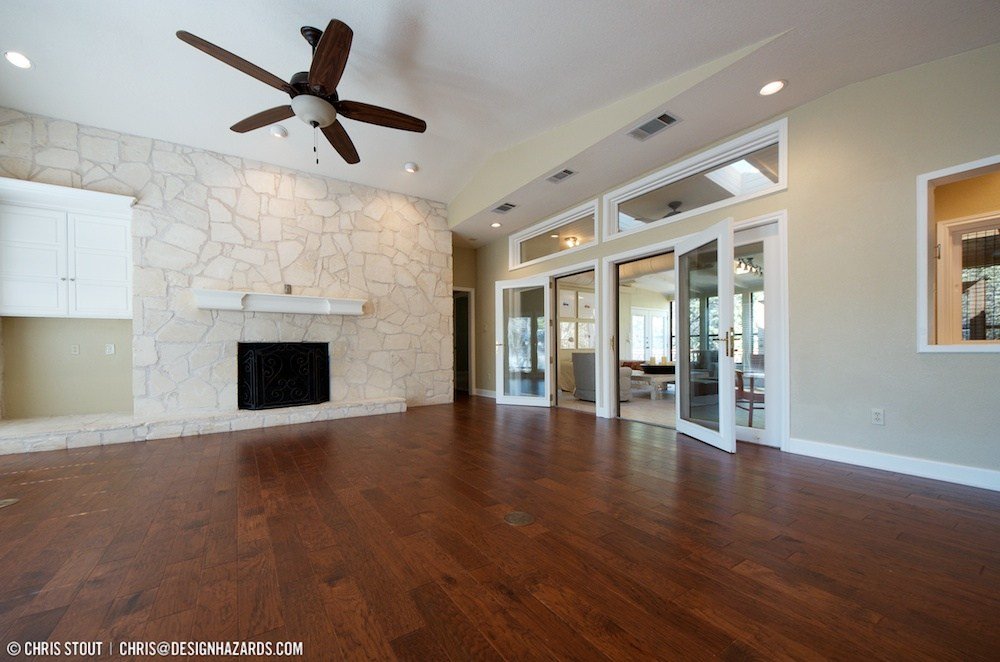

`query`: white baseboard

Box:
[472,388,496,399]
[785,438,1000,492]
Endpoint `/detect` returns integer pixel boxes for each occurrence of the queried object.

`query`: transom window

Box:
[604,119,787,239]
[509,201,597,269]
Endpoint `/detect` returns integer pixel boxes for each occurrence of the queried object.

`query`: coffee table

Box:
[631,370,676,400]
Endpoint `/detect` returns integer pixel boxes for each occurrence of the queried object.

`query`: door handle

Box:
[723,328,735,357]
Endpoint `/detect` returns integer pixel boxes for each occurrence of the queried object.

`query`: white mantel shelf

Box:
[192,288,366,316]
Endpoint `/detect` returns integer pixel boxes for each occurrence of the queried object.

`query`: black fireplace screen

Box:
[237,342,330,410]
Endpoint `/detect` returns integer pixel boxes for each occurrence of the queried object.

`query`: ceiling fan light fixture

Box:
[290,95,337,128]
[4,51,31,69]
[759,80,786,96]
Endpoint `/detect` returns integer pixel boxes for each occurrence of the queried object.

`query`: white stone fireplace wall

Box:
[0,106,454,424]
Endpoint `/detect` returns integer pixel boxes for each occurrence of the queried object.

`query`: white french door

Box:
[675,218,736,452]
[495,277,552,406]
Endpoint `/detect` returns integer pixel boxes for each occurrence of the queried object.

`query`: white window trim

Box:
[602,118,788,242]
[508,199,598,271]
[916,153,1000,353]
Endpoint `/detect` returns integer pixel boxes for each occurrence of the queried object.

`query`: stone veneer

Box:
[0,106,453,448]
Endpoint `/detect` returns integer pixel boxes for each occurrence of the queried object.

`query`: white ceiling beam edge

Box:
[447,33,784,229]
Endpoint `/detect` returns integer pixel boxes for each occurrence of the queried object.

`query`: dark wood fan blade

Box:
[230,106,294,133]
[177,31,291,94]
[308,20,353,94]
[336,101,427,133]
[322,121,360,164]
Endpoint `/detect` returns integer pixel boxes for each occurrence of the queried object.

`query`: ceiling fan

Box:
[176,20,426,165]
[664,200,683,217]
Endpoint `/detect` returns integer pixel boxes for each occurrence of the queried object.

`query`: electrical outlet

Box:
[70,344,80,356]
[105,343,116,355]
[871,408,885,426]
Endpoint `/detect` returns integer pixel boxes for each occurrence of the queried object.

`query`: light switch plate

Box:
[105,343,116,355]
[70,344,80,356]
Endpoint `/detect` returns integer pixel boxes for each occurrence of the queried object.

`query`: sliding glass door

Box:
[676,219,736,452]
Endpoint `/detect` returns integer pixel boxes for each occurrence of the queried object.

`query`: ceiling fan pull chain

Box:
[313,123,319,165]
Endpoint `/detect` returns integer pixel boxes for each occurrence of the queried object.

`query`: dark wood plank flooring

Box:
[0,396,998,660]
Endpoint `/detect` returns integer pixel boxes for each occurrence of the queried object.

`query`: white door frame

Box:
[453,286,475,394]
[599,211,790,451]
[731,219,787,447]
[494,259,599,407]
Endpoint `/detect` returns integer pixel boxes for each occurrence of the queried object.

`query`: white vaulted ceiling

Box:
[2,1,1000,239]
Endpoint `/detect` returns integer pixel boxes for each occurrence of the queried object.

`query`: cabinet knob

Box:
[69,278,76,281]
[60,277,67,281]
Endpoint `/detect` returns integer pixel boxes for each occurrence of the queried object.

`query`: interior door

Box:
[675,218,736,452]
[495,277,552,406]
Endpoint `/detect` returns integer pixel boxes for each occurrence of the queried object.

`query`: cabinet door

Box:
[0,204,68,316]
[68,213,132,318]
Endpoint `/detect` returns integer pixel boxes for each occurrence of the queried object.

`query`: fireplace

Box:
[237,342,330,410]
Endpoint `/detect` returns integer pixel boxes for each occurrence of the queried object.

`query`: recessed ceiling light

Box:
[490,222,502,228]
[403,162,419,173]
[4,51,31,69]
[550,233,559,238]
[759,80,786,96]
[269,124,288,138]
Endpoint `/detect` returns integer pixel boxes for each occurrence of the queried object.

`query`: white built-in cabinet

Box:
[0,178,134,319]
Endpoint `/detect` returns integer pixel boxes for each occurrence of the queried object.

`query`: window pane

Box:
[559,321,577,349]
[519,214,595,263]
[650,315,666,359]
[577,291,595,319]
[680,240,720,430]
[631,315,646,361]
[618,143,779,232]
[502,285,545,397]
[961,227,1000,340]
[577,323,595,349]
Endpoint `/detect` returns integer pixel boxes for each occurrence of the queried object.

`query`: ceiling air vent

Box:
[628,112,678,141]
[546,168,577,183]
[492,202,517,214]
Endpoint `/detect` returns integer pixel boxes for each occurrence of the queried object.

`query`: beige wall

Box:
[453,242,478,289]
[935,170,1000,221]
[2,317,133,418]
[475,42,1000,470]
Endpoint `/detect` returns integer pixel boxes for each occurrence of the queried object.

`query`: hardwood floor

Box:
[0,395,998,660]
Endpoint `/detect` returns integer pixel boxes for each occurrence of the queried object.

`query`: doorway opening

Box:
[616,253,677,427]
[554,269,596,414]
[453,288,474,394]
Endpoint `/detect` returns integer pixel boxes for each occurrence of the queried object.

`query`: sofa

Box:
[570,352,632,402]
